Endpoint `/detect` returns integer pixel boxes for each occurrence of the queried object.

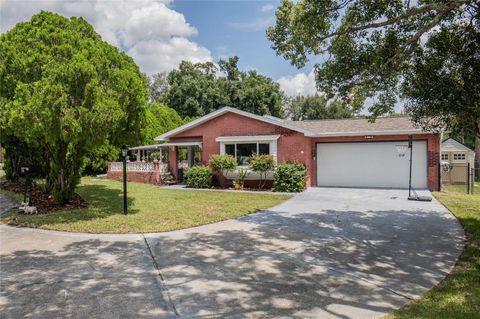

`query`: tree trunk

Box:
[475,118,480,179]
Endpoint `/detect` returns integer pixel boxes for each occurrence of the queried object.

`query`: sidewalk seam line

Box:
[142,234,179,318]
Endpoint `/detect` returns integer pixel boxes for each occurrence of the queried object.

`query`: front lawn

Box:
[388,187,480,319]
[1,177,290,233]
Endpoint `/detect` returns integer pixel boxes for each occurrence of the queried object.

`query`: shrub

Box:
[184,165,213,188]
[233,168,250,189]
[208,154,237,173]
[249,154,276,188]
[273,162,307,192]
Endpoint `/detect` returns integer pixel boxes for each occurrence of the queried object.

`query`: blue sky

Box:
[173,0,315,79]
[0,0,318,96]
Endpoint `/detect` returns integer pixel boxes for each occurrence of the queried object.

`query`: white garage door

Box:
[316,141,428,189]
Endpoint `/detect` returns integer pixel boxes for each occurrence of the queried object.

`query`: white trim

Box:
[220,140,277,163]
[154,106,312,141]
[452,153,467,162]
[129,142,202,150]
[216,135,280,143]
[441,137,475,154]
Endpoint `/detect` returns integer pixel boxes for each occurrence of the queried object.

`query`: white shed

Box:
[441,138,475,184]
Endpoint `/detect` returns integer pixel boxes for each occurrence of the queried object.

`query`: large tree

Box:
[161,56,284,118]
[285,95,354,120]
[0,11,148,203]
[267,0,479,171]
[404,24,480,169]
[141,103,185,144]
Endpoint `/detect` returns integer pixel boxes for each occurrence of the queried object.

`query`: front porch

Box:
[106,142,202,185]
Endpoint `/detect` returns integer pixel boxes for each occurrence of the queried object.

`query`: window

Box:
[224,143,272,165]
[441,153,449,161]
[236,143,256,165]
[453,153,466,161]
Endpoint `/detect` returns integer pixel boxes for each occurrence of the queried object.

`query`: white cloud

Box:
[0,0,212,74]
[277,69,318,96]
[128,37,212,74]
[260,4,275,12]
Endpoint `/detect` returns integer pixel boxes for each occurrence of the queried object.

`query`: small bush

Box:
[274,162,307,192]
[209,154,237,173]
[249,154,276,188]
[184,165,213,188]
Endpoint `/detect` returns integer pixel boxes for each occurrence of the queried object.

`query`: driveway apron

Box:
[0,188,464,319]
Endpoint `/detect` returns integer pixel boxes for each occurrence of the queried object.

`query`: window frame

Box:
[452,153,466,162]
[441,153,449,161]
[224,142,272,166]
[219,136,278,167]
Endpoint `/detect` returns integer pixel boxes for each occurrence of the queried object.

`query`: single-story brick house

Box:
[108,106,441,191]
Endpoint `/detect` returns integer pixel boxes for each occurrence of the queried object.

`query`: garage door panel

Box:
[316,141,428,189]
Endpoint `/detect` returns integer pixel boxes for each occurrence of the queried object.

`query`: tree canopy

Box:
[0,11,148,203]
[141,103,186,144]
[267,0,477,115]
[404,24,480,147]
[285,95,354,121]
[156,56,284,118]
[267,0,480,170]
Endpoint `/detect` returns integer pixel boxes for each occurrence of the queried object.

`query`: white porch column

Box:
[159,148,163,163]
[136,150,140,161]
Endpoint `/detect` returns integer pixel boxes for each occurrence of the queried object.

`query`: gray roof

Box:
[288,116,422,135]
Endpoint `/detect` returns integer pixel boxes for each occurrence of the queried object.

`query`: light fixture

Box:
[121,145,128,157]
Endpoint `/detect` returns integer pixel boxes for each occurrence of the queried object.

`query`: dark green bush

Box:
[273,162,307,192]
[184,165,213,188]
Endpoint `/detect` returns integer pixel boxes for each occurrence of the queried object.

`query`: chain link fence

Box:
[441,162,476,194]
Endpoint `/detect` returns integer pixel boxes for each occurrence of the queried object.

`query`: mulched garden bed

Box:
[0,181,87,214]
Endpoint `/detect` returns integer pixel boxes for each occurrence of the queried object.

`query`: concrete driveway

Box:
[0,188,464,318]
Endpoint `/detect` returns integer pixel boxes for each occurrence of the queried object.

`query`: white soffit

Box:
[216,135,281,143]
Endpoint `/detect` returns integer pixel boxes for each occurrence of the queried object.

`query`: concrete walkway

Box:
[0,188,464,319]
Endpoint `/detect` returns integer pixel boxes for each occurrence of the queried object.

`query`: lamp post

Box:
[408,135,413,199]
[121,145,128,214]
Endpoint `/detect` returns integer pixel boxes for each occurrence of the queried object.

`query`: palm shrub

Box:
[249,154,275,188]
[273,162,307,192]
[184,165,213,188]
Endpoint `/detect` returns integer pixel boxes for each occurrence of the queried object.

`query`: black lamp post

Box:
[121,145,128,214]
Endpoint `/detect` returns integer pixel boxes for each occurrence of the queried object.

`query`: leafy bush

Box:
[273,163,307,192]
[249,154,276,188]
[184,165,213,188]
[209,154,237,173]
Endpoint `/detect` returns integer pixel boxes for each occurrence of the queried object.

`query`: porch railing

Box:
[109,161,168,173]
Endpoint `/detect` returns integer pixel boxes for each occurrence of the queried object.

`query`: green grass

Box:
[443,180,480,194]
[0,177,290,233]
[0,188,25,203]
[387,186,480,319]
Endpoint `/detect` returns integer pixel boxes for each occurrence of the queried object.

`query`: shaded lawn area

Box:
[388,188,480,319]
[1,177,290,233]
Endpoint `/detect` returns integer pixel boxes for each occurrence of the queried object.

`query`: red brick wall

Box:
[166,112,440,191]
[170,112,312,185]
[107,170,159,185]
[309,134,440,191]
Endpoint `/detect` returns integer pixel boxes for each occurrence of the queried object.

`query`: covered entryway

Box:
[316,141,428,189]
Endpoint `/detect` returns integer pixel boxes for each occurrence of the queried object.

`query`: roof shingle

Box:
[287,116,422,134]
